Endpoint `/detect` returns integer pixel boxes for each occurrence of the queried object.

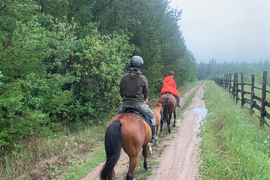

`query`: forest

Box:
[197,59,270,83]
[0,0,197,148]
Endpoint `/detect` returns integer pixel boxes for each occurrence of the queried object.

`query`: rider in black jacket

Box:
[118,56,158,142]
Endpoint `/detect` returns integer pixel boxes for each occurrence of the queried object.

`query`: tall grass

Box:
[200,81,270,179]
[0,116,109,180]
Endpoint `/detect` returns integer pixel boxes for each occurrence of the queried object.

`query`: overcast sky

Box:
[169,0,270,63]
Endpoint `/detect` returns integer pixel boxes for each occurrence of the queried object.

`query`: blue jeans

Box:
[118,104,155,126]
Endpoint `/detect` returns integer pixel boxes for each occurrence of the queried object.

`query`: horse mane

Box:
[153,103,162,109]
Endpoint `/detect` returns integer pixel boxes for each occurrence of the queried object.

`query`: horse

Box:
[152,103,163,137]
[100,112,152,180]
[158,93,178,134]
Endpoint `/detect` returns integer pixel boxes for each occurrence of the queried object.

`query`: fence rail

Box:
[214,71,269,127]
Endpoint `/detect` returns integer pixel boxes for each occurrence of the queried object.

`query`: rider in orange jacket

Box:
[160,71,180,107]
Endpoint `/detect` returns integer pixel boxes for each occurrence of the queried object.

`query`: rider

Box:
[160,71,181,107]
[118,55,158,142]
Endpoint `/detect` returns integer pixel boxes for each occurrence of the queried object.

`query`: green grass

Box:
[0,116,109,180]
[63,145,105,180]
[200,81,270,179]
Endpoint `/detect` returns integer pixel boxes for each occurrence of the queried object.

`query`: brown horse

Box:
[100,113,152,180]
[152,103,163,136]
[158,93,177,133]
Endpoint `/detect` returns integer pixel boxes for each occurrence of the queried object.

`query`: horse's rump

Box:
[159,93,177,113]
[158,93,177,133]
[101,113,152,179]
[110,113,152,149]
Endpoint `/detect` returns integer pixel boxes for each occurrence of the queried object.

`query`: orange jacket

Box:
[160,76,180,97]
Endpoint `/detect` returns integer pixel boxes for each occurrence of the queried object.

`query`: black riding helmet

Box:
[130,56,144,69]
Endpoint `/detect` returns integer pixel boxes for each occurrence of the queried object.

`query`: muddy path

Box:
[81,83,205,180]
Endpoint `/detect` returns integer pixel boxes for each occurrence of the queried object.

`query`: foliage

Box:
[0,0,197,149]
[197,59,270,80]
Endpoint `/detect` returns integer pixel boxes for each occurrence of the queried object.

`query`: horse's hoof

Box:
[173,124,175,127]
[160,132,163,136]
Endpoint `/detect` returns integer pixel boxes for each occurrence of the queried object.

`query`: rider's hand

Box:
[144,98,149,105]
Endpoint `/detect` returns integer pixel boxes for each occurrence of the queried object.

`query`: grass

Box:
[0,115,110,180]
[200,81,270,179]
[63,145,105,180]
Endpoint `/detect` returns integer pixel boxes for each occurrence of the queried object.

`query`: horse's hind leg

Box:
[126,156,138,180]
[173,112,176,127]
[142,145,148,170]
[160,118,164,135]
[168,114,172,133]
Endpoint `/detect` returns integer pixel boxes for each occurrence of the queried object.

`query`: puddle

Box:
[193,94,208,125]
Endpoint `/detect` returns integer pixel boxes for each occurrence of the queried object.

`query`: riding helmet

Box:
[130,56,144,69]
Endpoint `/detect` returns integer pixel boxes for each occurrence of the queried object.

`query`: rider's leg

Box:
[136,104,158,142]
[175,96,180,107]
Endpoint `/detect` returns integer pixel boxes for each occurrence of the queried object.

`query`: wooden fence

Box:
[214,71,270,127]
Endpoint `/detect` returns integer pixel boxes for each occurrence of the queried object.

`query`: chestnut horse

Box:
[158,93,177,133]
[100,112,152,180]
[152,103,163,136]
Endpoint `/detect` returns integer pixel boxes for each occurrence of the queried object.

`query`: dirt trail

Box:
[81,84,205,180]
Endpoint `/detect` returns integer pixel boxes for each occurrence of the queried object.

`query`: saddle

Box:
[124,107,152,127]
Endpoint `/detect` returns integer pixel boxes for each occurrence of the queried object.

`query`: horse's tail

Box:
[100,119,122,180]
[163,95,169,122]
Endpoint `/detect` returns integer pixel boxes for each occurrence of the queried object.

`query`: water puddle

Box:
[193,94,208,125]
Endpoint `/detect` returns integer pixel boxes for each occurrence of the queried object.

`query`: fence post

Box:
[229,74,232,94]
[232,74,235,98]
[221,78,223,86]
[224,74,226,89]
[241,72,244,107]
[225,74,228,90]
[235,73,238,103]
[250,74,254,115]
[260,71,267,127]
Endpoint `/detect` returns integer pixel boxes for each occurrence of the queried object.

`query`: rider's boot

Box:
[151,125,158,142]
[175,96,181,107]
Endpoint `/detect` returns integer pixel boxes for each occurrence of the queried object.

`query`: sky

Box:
[169,0,270,63]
